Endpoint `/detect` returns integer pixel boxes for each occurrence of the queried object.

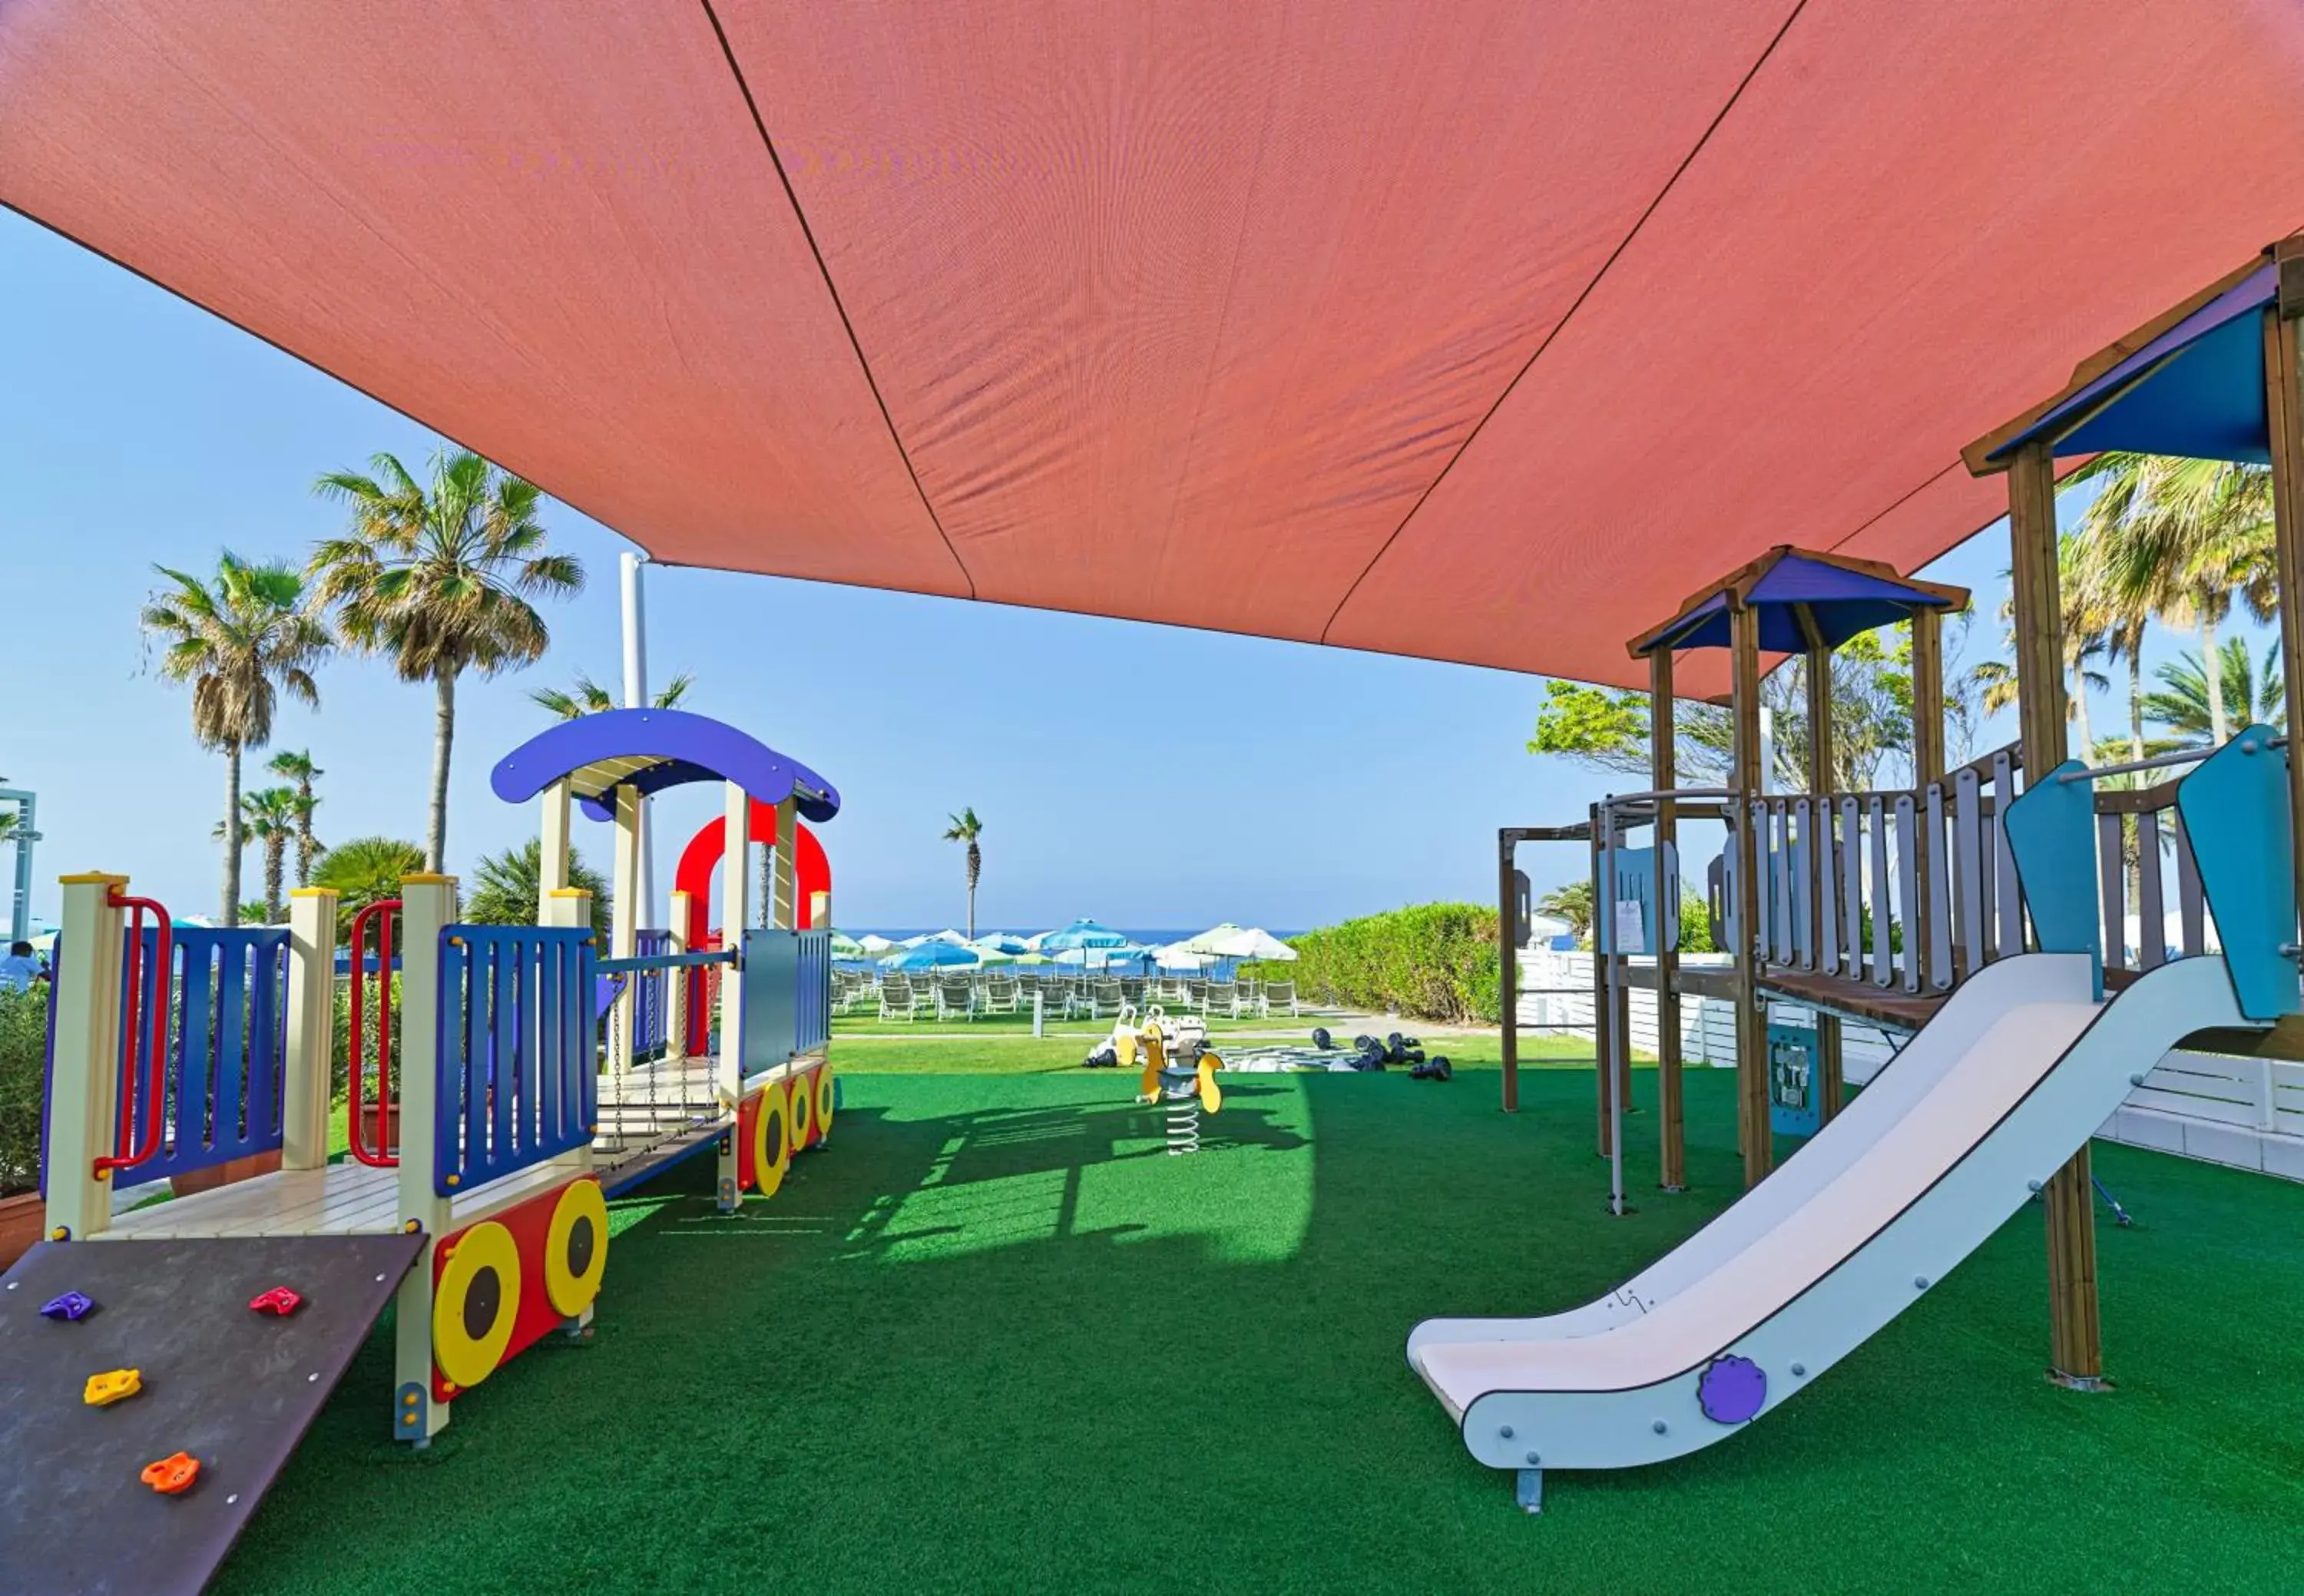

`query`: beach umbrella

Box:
[1181,922,1248,955]
[856,933,898,954]
[1202,926,1297,962]
[973,933,1031,955]
[928,929,972,945]
[829,930,867,959]
[1153,942,1213,972]
[1039,918,1130,953]
[884,941,982,971]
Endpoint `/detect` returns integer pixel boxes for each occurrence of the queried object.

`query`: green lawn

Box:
[831,1031,1604,1074]
[217,1069,2304,1594]
[830,1008,1369,1038]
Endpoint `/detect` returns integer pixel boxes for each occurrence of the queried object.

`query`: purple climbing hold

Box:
[1697,1354,1766,1423]
[40,1291,95,1323]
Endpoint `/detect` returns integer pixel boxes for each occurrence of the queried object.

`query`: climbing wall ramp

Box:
[0,1232,423,1596]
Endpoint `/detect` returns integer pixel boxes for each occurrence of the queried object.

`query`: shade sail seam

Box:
[1826,459,1968,557]
[1313,0,1815,648]
[695,0,978,599]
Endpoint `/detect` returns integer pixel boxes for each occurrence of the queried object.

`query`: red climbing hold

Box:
[247,1286,303,1316]
[141,1452,200,1495]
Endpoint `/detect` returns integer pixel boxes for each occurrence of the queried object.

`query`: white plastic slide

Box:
[1409,951,2253,1505]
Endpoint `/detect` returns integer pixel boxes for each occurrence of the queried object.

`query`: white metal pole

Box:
[620,551,655,925]
[1601,807,1627,1216]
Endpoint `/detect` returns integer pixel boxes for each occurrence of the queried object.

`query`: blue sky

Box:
[0,210,2247,934]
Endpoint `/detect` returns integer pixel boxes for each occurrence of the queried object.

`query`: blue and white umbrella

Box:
[882,941,982,971]
[1038,919,1130,953]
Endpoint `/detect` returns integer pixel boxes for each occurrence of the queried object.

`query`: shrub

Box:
[0,985,49,1195]
[1250,903,1501,1025]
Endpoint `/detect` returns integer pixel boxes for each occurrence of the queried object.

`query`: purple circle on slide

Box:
[1697,1354,1767,1423]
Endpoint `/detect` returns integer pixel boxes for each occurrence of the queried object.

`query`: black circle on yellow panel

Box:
[814,1065,836,1141]
[789,1073,815,1151]
[433,1221,521,1390]
[752,1087,790,1199]
[545,1178,610,1318]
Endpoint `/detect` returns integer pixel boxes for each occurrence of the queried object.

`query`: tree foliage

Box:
[310,836,426,936]
[463,838,611,939]
[1279,903,1501,1025]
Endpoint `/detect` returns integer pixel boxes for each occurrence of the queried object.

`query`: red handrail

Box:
[348,899,402,1167]
[94,890,173,1177]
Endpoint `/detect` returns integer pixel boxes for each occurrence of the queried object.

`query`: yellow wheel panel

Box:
[544,1178,609,1318]
[753,1087,791,1199]
[815,1065,836,1140]
[790,1072,815,1150]
[433,1221,521,1390]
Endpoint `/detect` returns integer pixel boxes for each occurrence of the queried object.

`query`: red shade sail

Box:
[5,2,2301,694]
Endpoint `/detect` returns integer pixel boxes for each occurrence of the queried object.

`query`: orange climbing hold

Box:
[83,1369,142,1407]
[140,1452,200,1495]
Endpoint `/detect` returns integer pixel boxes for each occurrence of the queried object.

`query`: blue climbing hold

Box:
[1697,1354,1766,1423]
[40,1291,95,1323]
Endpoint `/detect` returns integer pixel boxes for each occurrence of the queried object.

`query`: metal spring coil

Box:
[1166,1097,1201,1155]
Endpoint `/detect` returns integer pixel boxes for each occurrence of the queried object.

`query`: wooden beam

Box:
[2008,440,2103,1388]
[1800,616,1843,1124]
[1730,601,1770,1187]
[2264,303,2304,977]
[1499,828,1520,1114]
[1651,647,1685,1190]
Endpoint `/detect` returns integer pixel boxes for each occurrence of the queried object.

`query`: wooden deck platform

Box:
[97,1157,579,1242]
[1756,966,1949,1032]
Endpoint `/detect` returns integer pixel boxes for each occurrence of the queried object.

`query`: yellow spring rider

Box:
[1113,1005,1224,1154]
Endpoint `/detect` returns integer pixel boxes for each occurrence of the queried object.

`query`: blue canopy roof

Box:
[1630,547,1965,658]
[1985,262,2276,466]
[489,708,840,823]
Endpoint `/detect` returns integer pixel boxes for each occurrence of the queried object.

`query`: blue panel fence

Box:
[435,925,598,1197]
[634,929,671,1056]
[41,926,293,1193]
[795,928,832,1057]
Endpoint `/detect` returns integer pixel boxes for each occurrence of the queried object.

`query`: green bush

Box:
[0,985,49,1195]
[1248,903,1501,1024]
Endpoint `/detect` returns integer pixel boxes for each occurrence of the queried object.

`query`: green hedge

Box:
[1250,903,1501,1025]
[1,985,47,1196]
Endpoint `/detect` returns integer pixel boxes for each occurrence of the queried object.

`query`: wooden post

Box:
[392,873,456,1443]
[608,784,642,1074]
[772,797,799,929]
[538,777,572,916]
[282,887,339,1172]
[1651,648,1686,1190]
[45,874,127,1241]
[665,889,691,1066]
[717,782,752,1212]
[1730,602,1771,1186]
[1499,828,1519,1114]
[1798,608,1844,1123]
[2264,280,2304,956]
[2009,440,2103,1388]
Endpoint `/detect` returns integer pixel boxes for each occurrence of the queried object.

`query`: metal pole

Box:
[1,789,36,944]
[620,552,655,925]
[1598,800,1627,1216]
[1500,829,1519,1114]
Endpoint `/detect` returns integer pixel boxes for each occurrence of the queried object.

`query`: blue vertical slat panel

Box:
[435,925,596,1195]
[118,927,291,1190]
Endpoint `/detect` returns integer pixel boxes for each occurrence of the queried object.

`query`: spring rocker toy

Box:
[1112,1006,1224,1154]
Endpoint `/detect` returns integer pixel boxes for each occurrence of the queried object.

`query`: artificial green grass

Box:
[217,1070,2304,1594]
[833,1031,1603,1074]
[830,1008,1372,1038]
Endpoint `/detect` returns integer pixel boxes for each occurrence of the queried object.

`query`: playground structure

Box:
[0,706,841,1592]
[1445,231,2304,1511]
[490,707,841,1207]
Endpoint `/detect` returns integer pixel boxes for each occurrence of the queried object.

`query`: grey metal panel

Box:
[1868,796,1891,986]
[2138,810,2167,969]
[2098,813,2126,972]
[1773,803,1795,963]
[1954,768,1985,975]
[1991,752,2023,957]
[2176,815,2208,957]
[1839,796,1862,978]
[1925,783,1954,989]
[1791,800,1812,968]
[1817,800,1839,975]
[1895,795,1919,993]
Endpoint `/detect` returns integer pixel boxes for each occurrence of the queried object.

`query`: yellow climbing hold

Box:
[84,1368,143,1407]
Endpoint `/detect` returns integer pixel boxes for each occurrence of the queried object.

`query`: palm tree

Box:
[213,786,301,922]
[942,807,984,937]
[1967,536,2111,753]
[310,836,427,935]
[266,750,325,886]
[311,449,584,873]
[463,838,611,939]
[2141,639,2286,742]
[529,670,695,720]
[141,554,332,925]
[2074,452,2274,747]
